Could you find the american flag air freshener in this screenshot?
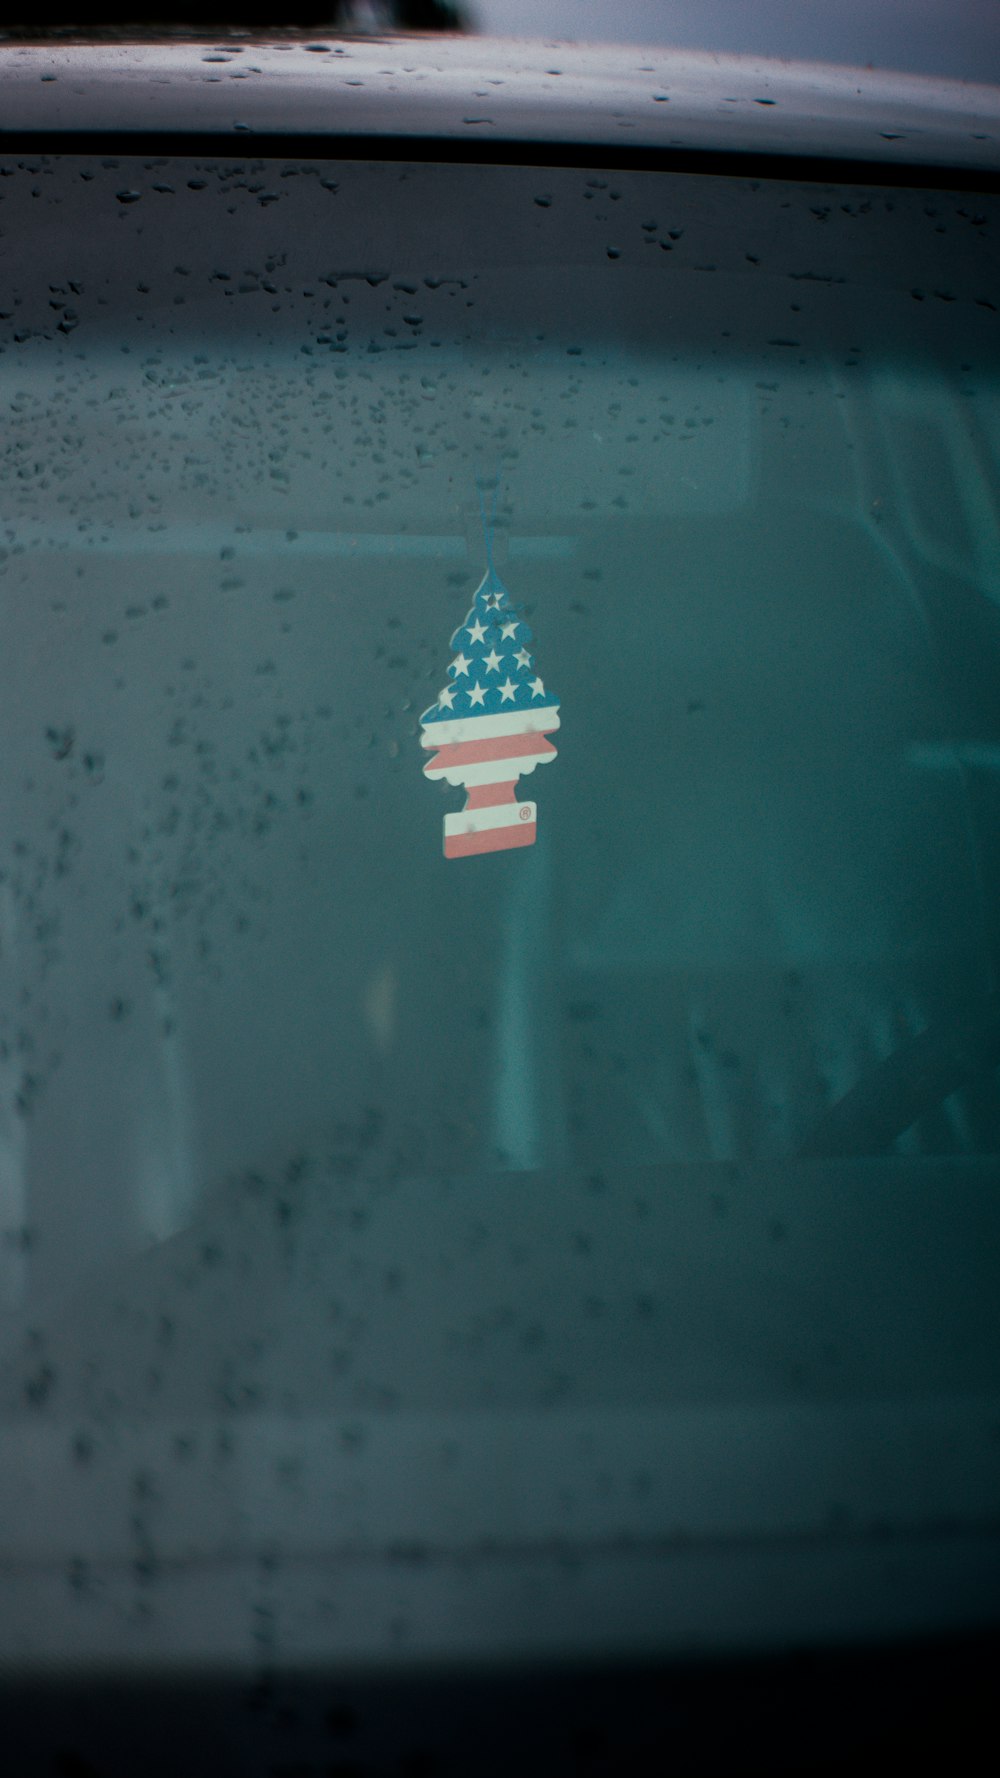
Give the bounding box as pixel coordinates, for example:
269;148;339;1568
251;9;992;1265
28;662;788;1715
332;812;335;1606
420;525;560;860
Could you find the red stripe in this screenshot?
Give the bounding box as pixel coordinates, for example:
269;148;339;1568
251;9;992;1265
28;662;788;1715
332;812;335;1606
466;782;518;808
445;821;536;858
422;731;557;767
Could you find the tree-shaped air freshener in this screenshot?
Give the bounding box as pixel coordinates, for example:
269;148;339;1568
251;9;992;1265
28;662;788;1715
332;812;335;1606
420;489;560;858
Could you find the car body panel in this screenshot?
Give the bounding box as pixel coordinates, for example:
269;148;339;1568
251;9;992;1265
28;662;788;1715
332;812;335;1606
1;37;999;177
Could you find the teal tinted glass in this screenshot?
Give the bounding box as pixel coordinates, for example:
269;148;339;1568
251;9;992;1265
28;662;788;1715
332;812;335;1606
1;156;998;1670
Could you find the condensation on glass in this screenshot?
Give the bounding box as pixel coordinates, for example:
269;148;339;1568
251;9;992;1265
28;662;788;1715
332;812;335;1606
1;154;998;1673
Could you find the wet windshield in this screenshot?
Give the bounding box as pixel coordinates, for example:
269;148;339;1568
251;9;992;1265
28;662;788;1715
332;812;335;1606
1;154;998;1673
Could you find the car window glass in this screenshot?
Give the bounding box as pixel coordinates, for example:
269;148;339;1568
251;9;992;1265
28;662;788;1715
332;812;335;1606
1;154;998;1671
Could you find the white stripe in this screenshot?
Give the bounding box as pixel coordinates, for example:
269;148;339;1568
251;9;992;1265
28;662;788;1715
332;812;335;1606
445;802;536;837
421;705;560;746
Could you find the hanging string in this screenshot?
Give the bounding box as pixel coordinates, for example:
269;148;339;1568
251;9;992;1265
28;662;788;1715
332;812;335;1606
475;469;501;581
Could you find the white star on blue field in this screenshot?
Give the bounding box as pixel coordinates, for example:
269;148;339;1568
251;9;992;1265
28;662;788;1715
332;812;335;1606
421;566;557;724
